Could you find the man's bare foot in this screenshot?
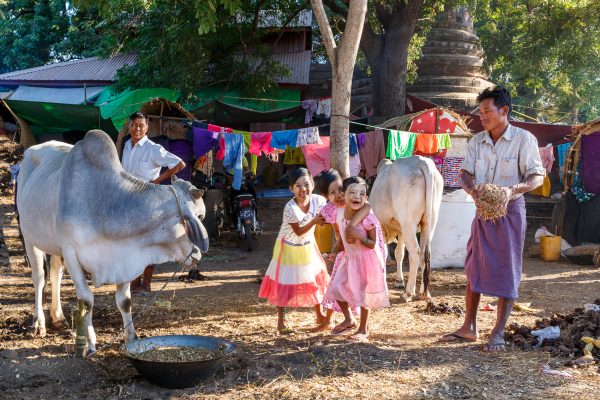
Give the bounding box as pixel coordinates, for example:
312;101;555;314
438;330;478;343
481;332;506;352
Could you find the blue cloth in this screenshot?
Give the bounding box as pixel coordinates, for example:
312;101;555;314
349;134;358;156
223;133;245;190
270;129;298;150
571;172;596;203
556;142;573;183
192;127;219;158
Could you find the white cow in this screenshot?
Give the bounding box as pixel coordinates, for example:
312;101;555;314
369;156;443;302
17;130;209;354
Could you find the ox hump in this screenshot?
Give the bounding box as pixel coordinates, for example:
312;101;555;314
79;130;121;172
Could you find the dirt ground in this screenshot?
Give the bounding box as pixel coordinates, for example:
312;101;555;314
1;136;600;400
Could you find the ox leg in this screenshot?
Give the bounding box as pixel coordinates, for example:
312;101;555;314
62;251;97;355
49;256;66;328
115;283;137;343
394;236;406;289
25;241;47;337
401;230;421;302
417;229;433;301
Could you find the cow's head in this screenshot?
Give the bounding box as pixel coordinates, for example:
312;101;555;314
171;176;209;259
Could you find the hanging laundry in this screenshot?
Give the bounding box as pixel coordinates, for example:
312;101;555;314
192;127;220;158
349;153;361;176
284;145;306;165
215;135;225;161
581;132;600;194
237;131;257;175
414;133;438;155
249;132;274;156
442;157;464;188
349;134;359;156
317;97;332;118
270;129;299;150
538;146;555;172
208;124;232;133
223;134;245;190
301;100;318;124
572;172;596;203
436;134;452;150
386;130;416;160
296;126;321;147
301;136;331;176
357;133;367;149
359;130;386;178
556;142;573;183
193;121;208;130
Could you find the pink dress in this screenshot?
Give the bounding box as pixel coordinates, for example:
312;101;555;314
325;208;389;310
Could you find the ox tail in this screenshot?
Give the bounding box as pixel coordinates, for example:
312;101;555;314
419;159;437;294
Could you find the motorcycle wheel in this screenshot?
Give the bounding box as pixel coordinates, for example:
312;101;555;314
244;221;253;252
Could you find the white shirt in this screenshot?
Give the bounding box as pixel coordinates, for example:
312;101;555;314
122;136;182;182
462;124;545;196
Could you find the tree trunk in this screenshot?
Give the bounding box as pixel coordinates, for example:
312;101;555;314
360;1;425;121
311;0;367;178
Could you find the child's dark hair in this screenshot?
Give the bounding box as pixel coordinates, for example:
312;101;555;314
477;86;512;116
314;168;341;195
129;111;148;121
289;167;313;187
342;176;367;192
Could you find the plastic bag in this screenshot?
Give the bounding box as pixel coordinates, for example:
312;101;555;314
531;326;560;348
535;226;551;243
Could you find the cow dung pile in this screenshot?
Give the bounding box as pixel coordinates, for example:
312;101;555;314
475;184;508;221
424;301;464;316
506;299;600;366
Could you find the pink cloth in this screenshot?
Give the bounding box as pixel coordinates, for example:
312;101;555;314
324;209;389;310
301;136;331;176
359;130;386;178
249;132;273;156
539;146;555;172
215;136;225;161
208;124;232;133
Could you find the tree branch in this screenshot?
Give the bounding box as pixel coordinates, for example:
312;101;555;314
360;18;382;62
311;0;338;70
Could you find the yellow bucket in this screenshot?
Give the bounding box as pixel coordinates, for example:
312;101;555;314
540;235;561;261
315;224;334;253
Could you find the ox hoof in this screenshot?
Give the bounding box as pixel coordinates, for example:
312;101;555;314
394;280;405;289
51;318;68;330
399;294;414;303
416;293;432;301
33;324;47;338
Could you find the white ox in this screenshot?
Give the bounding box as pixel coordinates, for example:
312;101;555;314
369;156;443;302
17;130;209;354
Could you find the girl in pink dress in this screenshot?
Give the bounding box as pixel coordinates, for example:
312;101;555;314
313;169;371;332
258;168;330;334
325;176;389;342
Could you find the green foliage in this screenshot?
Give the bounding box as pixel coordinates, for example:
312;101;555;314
474;0;600;123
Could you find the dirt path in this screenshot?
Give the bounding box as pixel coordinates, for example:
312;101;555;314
1;136;599;399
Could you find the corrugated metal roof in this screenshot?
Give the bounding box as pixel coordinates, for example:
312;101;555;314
8;85;106;104
0;54;137;86
272;51;311;85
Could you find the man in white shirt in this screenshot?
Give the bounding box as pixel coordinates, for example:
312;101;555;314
122;111;186;294
440;87;544;351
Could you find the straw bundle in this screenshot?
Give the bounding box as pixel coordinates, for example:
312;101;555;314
475;184;508;222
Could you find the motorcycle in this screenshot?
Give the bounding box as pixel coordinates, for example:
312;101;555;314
230;174;262;252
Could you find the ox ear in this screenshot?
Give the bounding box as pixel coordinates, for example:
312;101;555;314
190;188;204;200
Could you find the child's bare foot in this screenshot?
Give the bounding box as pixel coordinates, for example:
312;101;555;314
278;326;294;335
310;321;333;333
348;333;369;343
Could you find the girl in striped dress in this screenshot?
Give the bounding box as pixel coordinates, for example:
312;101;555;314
258;168;330;334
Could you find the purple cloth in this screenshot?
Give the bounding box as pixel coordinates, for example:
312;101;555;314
301;100;318;125
581;132;600;194
192;127;219;158
465;197;526;299
169;139;194;181
357;133;367;149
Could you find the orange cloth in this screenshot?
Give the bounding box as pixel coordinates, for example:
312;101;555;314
414;133;438;155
